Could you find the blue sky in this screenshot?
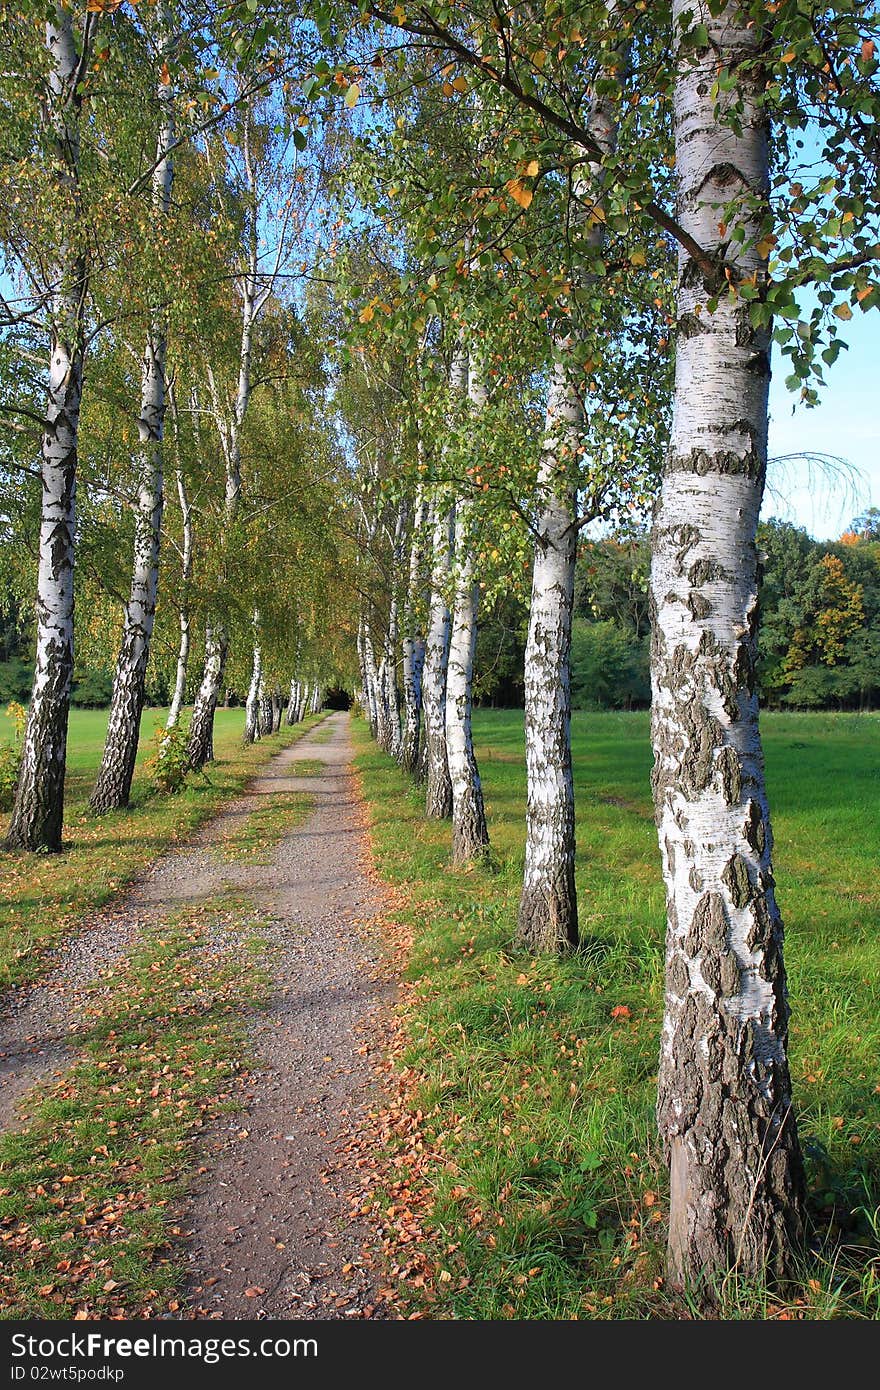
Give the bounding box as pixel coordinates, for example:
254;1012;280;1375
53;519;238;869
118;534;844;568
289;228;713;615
765;308;879;539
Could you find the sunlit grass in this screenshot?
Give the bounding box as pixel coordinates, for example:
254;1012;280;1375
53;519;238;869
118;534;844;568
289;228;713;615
355;709;880;1318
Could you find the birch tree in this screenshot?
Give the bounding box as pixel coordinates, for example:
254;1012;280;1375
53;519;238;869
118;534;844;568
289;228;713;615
444;342;489;864
421;497;454;818
90;10;176;813
4;4;98;850
649;0;806;1294
187;84;300;768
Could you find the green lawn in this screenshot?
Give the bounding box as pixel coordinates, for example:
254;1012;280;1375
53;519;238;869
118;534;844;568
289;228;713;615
355;709;880;1318
0;706;323;990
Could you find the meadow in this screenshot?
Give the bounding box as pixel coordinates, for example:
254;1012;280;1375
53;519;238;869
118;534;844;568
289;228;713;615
354;709;880;1317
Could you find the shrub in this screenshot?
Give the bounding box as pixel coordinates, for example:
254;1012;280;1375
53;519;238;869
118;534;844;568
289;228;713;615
0;701;26;811
145;721;191;795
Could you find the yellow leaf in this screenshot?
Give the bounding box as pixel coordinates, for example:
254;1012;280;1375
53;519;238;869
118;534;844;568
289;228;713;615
358;303;375;323
344;83;360;108
159;61;170;86
452;75;468;92
756;236;776;259
506;178;533;210
531;49;547;68
393;3;406;21
629;248;646;266
524;159;539;177
780;50;796;63
833;302;853;320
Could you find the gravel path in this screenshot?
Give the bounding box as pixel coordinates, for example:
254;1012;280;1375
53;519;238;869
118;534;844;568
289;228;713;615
0;713;394;1319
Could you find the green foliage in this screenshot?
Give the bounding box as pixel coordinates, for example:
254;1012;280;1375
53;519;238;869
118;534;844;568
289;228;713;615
758;519;880;709
71;666;114;709
571;619;650;710
0;700;26;812
0;659;32;703
145;721;192;795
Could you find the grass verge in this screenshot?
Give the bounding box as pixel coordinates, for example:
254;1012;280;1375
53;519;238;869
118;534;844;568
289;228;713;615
353;709;880;1319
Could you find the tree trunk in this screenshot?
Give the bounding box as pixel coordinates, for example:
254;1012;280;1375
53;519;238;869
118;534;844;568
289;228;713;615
444;346;489;864
652;0;805;1297
166;432;192;730
89;8;174;814
187;624;227;768
400;487;426;775
445;497;489;865
244;636;262;743
362;622;383;743
285;678;298;725
516;358;579;951
89;331;166;811
259;682;273;738
423;501;454;818
272;690;282;732
6;6;91;852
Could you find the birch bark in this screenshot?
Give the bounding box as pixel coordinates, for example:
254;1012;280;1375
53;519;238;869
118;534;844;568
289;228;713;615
516;20;624;949
445;348;489;864
516;357;579;949
166;391;193;730
188;624;227;767
423;500;454;818
400;487;426;774
651;0;804;1293
244;629;262;743
6;6;93;850
90;21;174;812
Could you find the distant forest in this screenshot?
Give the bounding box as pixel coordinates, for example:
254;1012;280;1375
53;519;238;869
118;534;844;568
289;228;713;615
4;510;880;715
475;507;880;712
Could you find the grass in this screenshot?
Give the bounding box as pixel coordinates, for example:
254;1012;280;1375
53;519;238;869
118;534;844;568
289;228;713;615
0;897;273;1319
354;709;880;1319
0;707;326;990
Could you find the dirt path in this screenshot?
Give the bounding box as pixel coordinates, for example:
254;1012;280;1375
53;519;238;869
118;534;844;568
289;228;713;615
0;713;393;1319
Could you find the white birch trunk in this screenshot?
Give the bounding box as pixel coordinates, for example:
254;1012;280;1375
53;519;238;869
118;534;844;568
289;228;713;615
187;623;227;768
516;18;624;949
166;452;192;730
379;503;406;758
6;6;92;850
651;0;804;1295
245;629;262;743
90;7;174;813
285;678;298;725
258;677;273;737
423;500;454;817
400;486;426;775
517;358;579;949
445;347;489;864
362;622;383;743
